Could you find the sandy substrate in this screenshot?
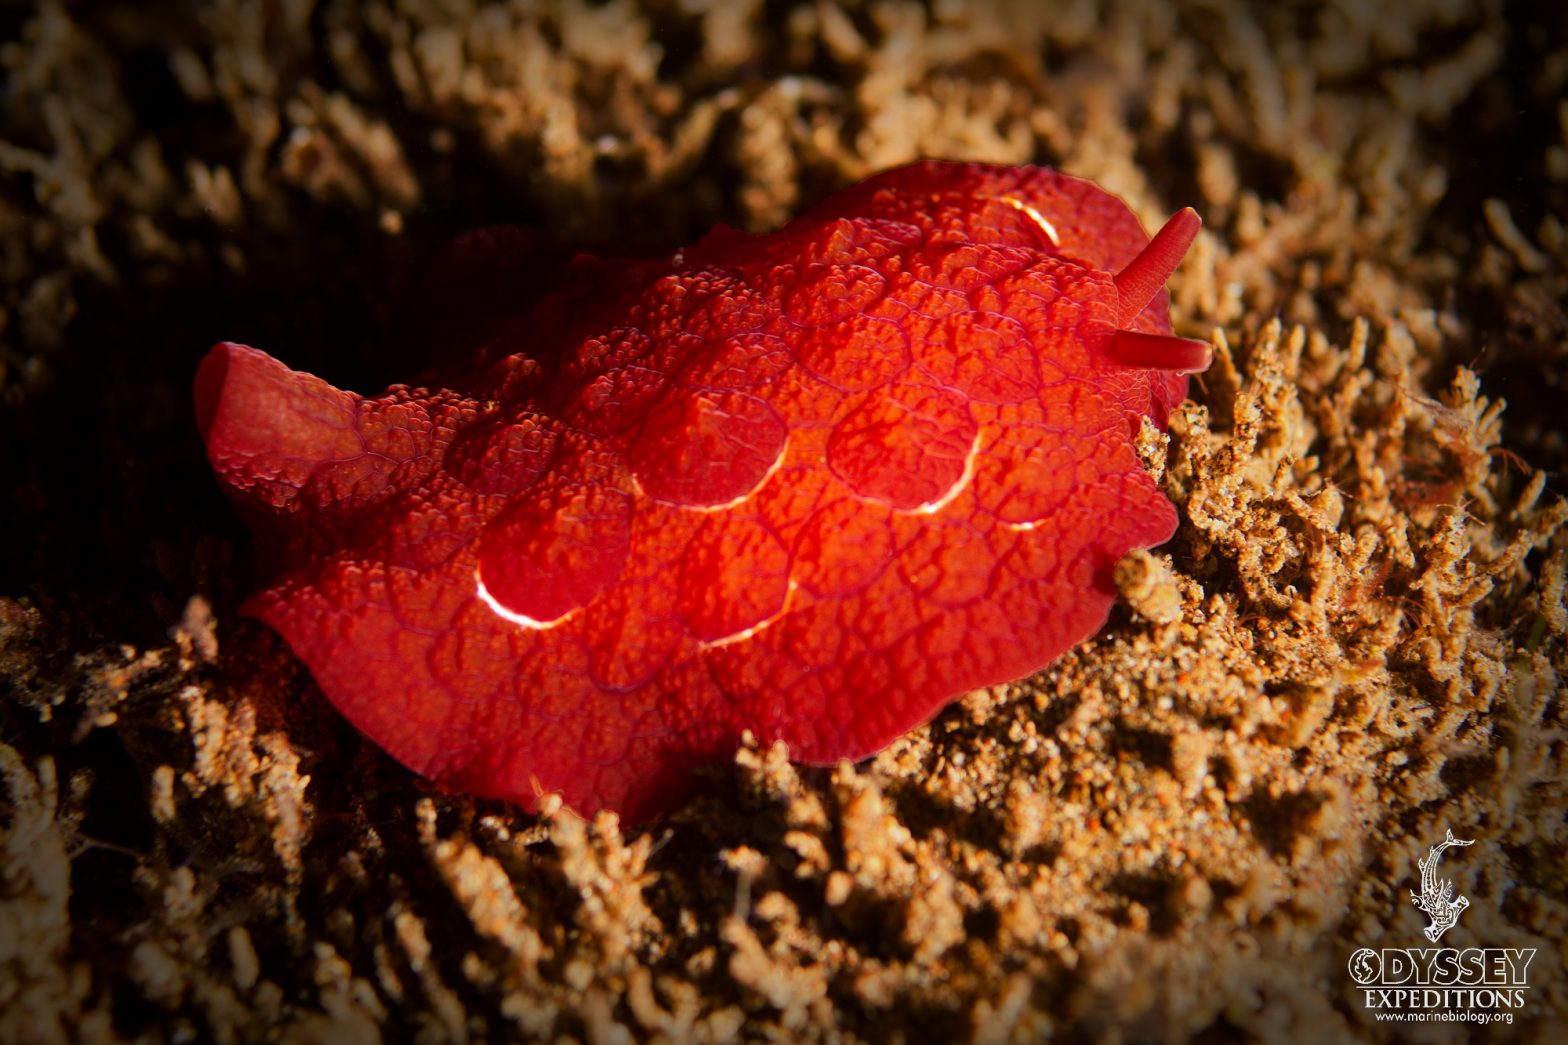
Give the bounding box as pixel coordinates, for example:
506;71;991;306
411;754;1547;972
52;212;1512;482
1;0;1565;1041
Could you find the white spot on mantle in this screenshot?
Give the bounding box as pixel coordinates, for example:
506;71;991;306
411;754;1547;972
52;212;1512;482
998;195;1061;247
697;582;798;650
898;430;982;517
475;571;579;630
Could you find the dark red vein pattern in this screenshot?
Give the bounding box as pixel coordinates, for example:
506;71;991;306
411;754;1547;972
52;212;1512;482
197;162;1207;821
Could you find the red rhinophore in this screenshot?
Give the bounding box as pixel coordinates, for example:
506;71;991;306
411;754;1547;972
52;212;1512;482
196;161;1209;821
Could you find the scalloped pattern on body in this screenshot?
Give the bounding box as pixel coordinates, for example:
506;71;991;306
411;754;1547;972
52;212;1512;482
196;161;1208;820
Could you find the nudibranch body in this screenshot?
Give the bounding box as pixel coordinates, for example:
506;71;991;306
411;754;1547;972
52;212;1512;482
197;161;1209;820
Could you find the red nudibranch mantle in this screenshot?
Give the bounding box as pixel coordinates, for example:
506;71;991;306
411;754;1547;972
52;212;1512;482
196;161;1209;822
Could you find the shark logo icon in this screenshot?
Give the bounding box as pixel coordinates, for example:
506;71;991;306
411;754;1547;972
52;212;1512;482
1349;828;1534;1017
1410;829;1475;943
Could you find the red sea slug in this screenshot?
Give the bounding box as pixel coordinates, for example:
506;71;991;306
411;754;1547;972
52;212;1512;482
196;161;1209;821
